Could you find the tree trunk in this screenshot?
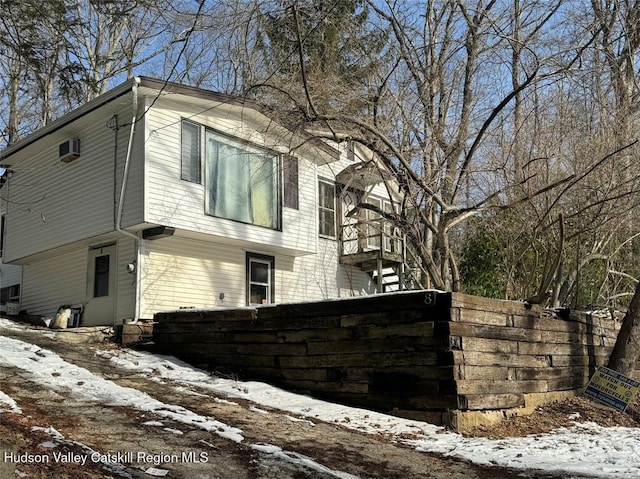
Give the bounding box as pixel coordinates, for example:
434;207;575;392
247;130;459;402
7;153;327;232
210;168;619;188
607;282;640;377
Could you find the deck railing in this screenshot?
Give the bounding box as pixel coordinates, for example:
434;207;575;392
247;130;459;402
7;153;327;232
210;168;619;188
340;219;426;291
339;219;405;258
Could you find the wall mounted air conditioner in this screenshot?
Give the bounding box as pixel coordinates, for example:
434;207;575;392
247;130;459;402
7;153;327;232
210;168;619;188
59;139;80;163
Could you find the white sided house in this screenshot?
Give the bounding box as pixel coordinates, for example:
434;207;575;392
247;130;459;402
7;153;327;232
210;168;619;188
0;77;415;326
1;171;22;313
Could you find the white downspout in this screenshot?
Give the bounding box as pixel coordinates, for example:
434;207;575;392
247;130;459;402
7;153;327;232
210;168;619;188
116;77;142;322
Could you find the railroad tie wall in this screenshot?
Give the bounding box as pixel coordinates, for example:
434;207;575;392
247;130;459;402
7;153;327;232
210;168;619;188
152;292;625;429
442;294;621;422
153;292;456;424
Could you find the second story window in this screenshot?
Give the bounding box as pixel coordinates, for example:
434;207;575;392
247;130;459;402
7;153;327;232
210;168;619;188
205;130;281;230
283;156;299;209
181;120;201;183
318;179;336;238
0;215;4;257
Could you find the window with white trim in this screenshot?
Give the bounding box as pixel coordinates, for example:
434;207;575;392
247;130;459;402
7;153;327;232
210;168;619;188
205;129;281;230
283;155;299;209
247;253;274;305
318;179;336;237
383;200;399;252
0;284;20;305
365;197;381;249
181;120;201;183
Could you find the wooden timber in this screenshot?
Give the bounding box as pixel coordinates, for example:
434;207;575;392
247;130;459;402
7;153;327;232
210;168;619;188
152;290;635;431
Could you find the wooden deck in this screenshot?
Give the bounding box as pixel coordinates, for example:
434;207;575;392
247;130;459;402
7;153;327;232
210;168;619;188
339;249;404;271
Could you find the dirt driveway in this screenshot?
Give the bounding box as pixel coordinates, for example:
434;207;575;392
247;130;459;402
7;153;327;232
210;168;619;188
1;321;566;479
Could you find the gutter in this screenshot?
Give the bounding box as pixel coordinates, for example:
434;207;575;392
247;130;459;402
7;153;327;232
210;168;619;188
115;77;143;323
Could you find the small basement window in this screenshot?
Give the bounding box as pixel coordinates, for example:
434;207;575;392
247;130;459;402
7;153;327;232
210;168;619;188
247;253;274;305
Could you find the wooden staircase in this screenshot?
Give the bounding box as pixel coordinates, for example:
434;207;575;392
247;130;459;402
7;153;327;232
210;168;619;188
339;220;423;293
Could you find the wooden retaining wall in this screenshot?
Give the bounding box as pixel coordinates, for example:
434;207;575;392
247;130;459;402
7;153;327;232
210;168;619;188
444;294;622;427
152;291;624;430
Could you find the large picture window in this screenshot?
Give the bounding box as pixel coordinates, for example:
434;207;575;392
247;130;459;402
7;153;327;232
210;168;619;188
205;130;281;230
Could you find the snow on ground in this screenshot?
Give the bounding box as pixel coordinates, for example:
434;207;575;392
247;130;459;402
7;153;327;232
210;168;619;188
0;335;244;443
97;338;640;479
0;389;22;414
1;318;639;478
0;332;363;479
31;425;134;478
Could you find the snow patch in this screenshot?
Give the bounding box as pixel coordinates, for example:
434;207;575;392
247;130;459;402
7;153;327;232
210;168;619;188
3;324;640;479
251;443;359;479
0;389;22;413
0;335;244;443
285;415;316;426
31;425;132;478
142;421;164;427
95;344;640;478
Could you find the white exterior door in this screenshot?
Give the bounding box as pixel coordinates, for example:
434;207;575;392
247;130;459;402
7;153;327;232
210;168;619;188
85;245;116;326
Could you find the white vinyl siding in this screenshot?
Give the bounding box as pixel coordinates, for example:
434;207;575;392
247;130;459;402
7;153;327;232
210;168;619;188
2;101;144;262
0;212;20;288
278;239;375;303
1;82;399;324
139;236;246;318
115;237;136;321
0;263;21;288
144;98;318;256
139;235;375;318
17;238;134;323
21;249;87;318
119;114;145;229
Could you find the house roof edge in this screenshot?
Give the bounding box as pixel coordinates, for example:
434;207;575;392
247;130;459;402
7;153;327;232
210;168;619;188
0;78;138;163
135;77;340;161
1;76;340;164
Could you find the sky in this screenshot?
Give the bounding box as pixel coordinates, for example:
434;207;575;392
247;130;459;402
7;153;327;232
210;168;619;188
0;318;639;479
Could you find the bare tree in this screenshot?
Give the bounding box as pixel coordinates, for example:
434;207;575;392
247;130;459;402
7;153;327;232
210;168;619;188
608;282;640;376
0;52;28;145
0;0;71;131
1;0;638;316
589;0;640;373
0;0;184;145
164;0;267;93
64;0;179;103
243;0;580;291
